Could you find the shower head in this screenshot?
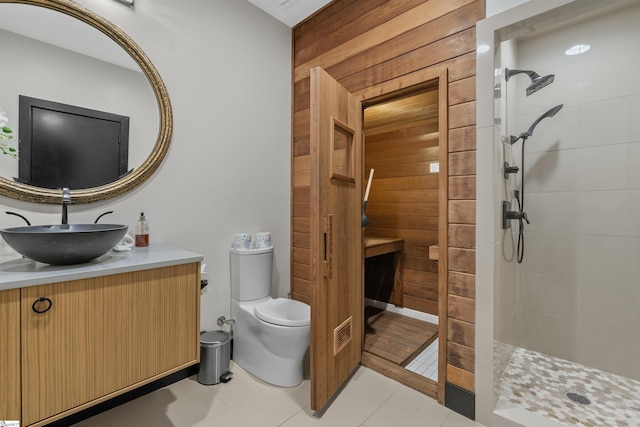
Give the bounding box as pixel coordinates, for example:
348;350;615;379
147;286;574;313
510;104;563;145
505;68;555;96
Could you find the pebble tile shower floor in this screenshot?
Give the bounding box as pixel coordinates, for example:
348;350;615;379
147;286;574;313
498;347;640;426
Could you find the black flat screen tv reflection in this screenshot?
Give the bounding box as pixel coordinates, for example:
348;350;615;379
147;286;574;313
18;95;130;190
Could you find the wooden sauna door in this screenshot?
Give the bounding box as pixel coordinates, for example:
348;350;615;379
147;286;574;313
309;67;363;412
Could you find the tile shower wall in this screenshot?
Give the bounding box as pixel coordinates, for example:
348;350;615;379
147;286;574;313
508;1;640;381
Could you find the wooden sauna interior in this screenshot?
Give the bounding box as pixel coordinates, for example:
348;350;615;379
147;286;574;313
361;85;441;397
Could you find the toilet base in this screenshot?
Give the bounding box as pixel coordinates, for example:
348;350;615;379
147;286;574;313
231;299;310;387
233;343;305;387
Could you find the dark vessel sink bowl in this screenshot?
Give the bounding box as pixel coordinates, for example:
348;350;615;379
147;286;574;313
0;224;128;265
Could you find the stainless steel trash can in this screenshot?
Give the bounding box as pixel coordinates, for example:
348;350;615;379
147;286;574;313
198;330;232;385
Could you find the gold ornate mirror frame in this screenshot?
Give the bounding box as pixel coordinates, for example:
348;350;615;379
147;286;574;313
0;0;172;204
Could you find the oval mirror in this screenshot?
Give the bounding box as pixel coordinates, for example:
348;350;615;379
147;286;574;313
0;0;172;204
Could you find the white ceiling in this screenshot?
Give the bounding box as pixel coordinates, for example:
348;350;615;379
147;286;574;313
246;0;333;27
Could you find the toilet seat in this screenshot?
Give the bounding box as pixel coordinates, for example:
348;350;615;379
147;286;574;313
254;298;310;327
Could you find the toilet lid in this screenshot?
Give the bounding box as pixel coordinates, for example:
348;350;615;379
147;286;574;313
254;298;310;327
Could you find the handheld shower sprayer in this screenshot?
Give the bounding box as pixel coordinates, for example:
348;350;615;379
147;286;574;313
509;104;563;145
505;68;555;96
505;103;563;264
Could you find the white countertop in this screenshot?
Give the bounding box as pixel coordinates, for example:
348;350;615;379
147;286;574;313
0;244;203;291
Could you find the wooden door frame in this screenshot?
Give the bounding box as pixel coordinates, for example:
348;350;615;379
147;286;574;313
358;68;449;404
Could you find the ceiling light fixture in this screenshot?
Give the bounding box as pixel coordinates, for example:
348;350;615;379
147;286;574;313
565;44;590;56
114;0;134;6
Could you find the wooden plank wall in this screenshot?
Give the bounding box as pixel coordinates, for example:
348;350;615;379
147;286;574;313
363;90;440;315
291;0;483;395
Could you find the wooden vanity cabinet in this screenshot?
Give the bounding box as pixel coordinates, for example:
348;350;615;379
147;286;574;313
19;262;200;426
1;288;21;421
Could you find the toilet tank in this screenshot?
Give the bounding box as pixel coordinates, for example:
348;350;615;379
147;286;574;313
230;246;274;301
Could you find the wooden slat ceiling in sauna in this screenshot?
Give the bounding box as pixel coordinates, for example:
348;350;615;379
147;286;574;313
364;90;439;136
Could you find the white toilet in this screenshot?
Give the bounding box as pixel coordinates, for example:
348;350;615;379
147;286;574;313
230;246;310;387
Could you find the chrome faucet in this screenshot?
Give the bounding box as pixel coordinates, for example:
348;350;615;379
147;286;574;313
61;188;71;225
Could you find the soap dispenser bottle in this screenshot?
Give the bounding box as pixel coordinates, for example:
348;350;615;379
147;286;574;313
135;212;149;247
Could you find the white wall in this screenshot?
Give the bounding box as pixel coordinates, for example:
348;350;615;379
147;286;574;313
511;1;640;380
486;0;530;17
0;0;292;333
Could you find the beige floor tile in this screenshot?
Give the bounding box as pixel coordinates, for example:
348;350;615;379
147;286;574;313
191;385;307;427
163;385;230;426
109;407;180;427
99;385;229;427
279;387;380;427
442;411;486;427
346;366;402;404
73;388;182;427
362;384;449;427
204;361;279;407
71;363;487;427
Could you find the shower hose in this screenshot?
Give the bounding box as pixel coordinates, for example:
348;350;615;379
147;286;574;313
516;142;526;263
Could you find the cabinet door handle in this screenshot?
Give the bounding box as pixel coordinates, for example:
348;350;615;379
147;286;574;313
32;297;53;314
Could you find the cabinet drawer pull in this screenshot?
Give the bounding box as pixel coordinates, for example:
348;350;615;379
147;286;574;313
32;297;53;314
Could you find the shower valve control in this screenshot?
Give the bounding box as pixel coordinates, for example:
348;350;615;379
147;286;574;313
503;161;519;179
502;201;530;229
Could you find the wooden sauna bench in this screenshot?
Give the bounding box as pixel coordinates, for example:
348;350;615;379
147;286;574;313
364;236;404;258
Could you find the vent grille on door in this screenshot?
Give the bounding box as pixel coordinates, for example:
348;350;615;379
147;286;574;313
334;316;352;355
